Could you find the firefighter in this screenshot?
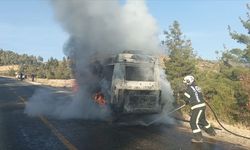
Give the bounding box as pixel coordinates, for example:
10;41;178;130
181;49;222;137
183;75;216;143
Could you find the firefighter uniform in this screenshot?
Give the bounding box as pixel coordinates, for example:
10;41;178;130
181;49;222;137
184;83;216;141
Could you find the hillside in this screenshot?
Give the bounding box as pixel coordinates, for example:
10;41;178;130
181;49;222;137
0;49;71;79
0;65;18;75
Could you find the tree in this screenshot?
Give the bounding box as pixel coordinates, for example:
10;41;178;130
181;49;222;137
228;4;250;63
0;49;72;79
163;21;196;102
218;4;250;110
37;56;43;63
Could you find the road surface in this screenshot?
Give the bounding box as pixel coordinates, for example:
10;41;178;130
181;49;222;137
0;76;248;150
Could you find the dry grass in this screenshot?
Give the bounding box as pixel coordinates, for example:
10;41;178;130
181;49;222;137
29;78;74;88
181;114;250;148
0;65;18;73
196;60;220;73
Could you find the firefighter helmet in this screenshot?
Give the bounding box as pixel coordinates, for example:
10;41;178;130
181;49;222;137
183;75;195;85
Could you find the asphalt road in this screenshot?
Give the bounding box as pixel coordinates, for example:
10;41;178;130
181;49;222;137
0;76;248;150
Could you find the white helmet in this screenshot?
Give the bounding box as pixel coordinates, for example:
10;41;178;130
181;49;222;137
183;75;195;85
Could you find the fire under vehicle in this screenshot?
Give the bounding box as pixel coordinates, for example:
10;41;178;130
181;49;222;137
92;50;164;116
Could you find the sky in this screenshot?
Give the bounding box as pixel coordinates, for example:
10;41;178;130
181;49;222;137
0;0;249;61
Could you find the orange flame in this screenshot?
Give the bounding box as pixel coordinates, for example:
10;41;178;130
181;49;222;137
93;92;106;106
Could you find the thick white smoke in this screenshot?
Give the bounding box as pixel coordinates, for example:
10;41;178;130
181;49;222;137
25;0;175;122
53;0;160;57
24;88;110;119
156;69;175;124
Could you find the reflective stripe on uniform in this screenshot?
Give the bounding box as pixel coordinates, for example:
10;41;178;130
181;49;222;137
192;109;203;134
184;92;191;98
192;128;201;133
205;124;211;129
191;86;200;102
191;103;206;110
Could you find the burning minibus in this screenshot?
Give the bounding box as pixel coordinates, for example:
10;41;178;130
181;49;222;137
92;50;164;116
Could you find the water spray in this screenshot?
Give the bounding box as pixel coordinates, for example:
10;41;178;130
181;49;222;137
140;104;186;126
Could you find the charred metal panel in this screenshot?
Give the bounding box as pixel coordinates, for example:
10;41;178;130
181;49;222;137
123;90;161;114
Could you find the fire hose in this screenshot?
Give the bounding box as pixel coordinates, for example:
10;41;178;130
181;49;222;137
205;101;250;140
143;101;250;140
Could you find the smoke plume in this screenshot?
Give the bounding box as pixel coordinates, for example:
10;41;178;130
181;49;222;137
156;69;175;124
24;88;110;119
25;0;175;122
53;0;160;57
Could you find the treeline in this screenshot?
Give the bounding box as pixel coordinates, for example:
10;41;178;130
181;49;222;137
163;4;250;126
0;49;72;79
0;49;43;66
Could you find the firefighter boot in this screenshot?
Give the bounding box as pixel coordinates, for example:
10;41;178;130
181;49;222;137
205;127;216;136
191;133;203;143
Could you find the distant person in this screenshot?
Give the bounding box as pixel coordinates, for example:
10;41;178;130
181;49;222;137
20;72;23;81
31;73;35;82
183;75;216;143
